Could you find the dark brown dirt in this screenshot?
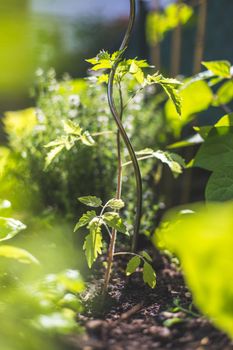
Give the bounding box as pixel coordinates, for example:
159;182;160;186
67;253;233;350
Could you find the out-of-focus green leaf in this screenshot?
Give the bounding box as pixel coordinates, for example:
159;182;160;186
56;269;85;293
44;145;65;169
165;81;213;136
4;108;37;141
0;245;39;264
0;217;26;242
63;120;82;136
34;310;78;334
202;60;231;79
146;3;193;45
80;131;95;146
213;80;233;107
155;202;233;337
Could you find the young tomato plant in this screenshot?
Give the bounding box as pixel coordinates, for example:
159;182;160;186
74;196;156;290
74;45;183;293
44;0;183;294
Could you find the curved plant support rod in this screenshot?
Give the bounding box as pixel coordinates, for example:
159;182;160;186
107;0;142;253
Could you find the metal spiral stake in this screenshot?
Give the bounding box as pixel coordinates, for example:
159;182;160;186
107;0;142;252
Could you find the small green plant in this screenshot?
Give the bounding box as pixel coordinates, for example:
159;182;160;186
70;42;184;293
74;196;156;289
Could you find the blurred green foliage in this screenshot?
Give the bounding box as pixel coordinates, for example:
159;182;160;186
0;199;85;349
0;267;85;350
146;2;193;46
2;68;177;232
155;202;233;338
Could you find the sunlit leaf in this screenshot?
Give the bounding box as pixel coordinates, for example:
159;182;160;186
74;210;96;232
0;217;26;242
83;222;103;268
103;212;128;234
212;80;233;107
44;145;65;169
155;202;233;337
0;245;39;264
63;120;82;136
106;199;125;210
153;150;185;177
80;131;95;146
202;60;231;79
165;81;213;136
126;256;141;276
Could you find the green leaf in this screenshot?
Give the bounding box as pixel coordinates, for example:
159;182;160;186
83;222;103;268
129;61;145;84
0;245;39;264
106;199;125;210
63;120;82;136
103;212;128;234
202;60;231;78
143;262;156;288
205;167;233;202
194;127;233;171
213;80;233;107
153;150;184;177
0;217;26;242
155;202;233;337
126;256;141;276
45;144;65;169
74;210;96;232
142;251;152;262
193;126;212;140
78;196;102;207
161;83;182;116
80;131;95;146
215;113;233;128
165;81;213;136
44;137;66;148
147;74;182;116
193;113;233;140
